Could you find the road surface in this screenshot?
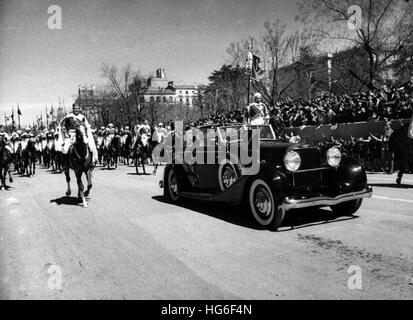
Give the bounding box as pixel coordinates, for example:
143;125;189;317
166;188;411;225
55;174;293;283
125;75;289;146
0;164;412;299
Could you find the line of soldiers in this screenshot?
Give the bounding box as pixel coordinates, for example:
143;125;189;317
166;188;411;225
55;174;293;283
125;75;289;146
94;120;169;148
0;125;61;156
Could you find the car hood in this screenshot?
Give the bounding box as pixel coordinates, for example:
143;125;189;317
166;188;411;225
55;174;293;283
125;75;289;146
259;141;320;168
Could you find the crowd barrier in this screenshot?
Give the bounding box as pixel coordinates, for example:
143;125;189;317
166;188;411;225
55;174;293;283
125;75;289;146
283;118;411;144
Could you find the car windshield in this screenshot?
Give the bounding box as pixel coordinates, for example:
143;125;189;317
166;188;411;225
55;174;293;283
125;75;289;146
218;125;276;143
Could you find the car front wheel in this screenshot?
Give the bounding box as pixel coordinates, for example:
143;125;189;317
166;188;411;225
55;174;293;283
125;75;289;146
165;168;182;203
248;178;285;230
331;199;362;216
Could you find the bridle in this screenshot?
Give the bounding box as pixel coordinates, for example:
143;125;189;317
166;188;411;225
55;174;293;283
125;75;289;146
73;122;90;160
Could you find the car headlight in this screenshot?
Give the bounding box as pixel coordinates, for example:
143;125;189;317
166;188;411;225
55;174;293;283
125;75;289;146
284;150;301;172
327;147;341;167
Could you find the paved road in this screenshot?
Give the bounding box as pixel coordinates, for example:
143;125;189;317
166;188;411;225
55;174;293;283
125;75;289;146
0;164;412;299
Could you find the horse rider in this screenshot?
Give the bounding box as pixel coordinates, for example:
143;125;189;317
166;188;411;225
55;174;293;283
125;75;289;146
40;131;48;152
124;126;131;136
21;127;34;150
97;126;105;140
103;123;117;149
98;126;106;136
119;125;130;145
136;119;151;136
0;125;13;154
59;104;98;166
105;123;116;136
243;92;270;125
11;130;22;154
53;127;62;153
46;129;54;149
153;122;168;144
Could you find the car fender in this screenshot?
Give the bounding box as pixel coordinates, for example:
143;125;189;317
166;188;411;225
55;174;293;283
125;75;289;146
335;153;368;193
243;161;287;203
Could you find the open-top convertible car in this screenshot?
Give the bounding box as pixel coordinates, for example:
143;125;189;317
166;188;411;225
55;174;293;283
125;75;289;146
159;124;372;230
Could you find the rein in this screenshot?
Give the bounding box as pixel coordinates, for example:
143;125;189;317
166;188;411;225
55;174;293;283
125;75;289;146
73;124;90;161
73;142;89;160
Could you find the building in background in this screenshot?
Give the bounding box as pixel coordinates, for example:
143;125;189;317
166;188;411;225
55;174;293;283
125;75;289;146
142;68;198;107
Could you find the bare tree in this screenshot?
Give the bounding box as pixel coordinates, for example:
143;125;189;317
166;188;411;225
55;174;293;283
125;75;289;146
225;20;317;106
101;63;145;126
297;0;413;89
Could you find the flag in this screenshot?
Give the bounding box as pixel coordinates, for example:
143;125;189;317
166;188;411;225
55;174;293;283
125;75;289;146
408;111;413;139
11;109;15;127
252;54;260;77
248;51;266;81
17;104;21;115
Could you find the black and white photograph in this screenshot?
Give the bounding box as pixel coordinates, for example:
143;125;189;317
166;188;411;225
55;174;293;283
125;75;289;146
0;0;412;303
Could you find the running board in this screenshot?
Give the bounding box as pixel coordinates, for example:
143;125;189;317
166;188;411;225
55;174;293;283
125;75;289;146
180;177;249;204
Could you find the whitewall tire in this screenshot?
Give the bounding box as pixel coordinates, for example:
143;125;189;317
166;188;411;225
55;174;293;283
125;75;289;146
248;178;285;230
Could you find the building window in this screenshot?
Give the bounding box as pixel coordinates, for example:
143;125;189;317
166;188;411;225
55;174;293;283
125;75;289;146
156;96;161;102
180;98;183;103
186;98;190;104
179;91;182;95
186;91;188;94
163;97;167;103
169;96;173;103
150;96;154;102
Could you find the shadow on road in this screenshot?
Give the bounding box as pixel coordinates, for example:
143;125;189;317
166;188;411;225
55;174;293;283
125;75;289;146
278;208;358;232
50;196;82;206
127;172;153;176
369;182;412;189
152;195;357;231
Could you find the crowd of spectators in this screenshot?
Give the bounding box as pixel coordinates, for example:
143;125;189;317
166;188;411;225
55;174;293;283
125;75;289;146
193;83;413;128
315;128;394;173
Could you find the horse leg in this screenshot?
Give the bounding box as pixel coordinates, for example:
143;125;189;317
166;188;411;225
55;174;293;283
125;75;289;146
76;172;87;208
65;169;71;196
0;174;5;190
142;158;146;174
84;171;93;197
26;159;31;177
0;168;5;190
396;160;405;185
135;157;140;175
7;165;13;183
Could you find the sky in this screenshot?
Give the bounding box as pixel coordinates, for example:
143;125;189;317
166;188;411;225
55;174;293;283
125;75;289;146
0;0;299;126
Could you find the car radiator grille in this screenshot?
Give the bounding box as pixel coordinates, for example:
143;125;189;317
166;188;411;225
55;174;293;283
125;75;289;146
296;148;321;170
290;148;323;195
292;171;323;194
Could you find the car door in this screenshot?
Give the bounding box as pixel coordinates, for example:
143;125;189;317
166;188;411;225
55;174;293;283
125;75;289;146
191;128;221;191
